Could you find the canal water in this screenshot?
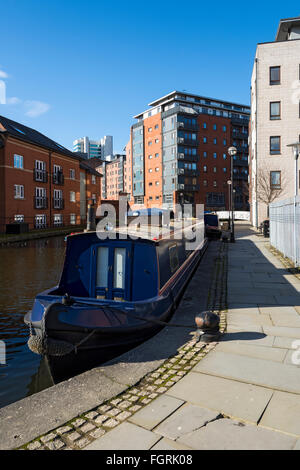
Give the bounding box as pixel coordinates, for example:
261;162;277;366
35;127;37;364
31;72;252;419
0;237;66;409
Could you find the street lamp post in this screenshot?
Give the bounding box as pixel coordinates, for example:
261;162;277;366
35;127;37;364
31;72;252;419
287;142;300;266
228;146;237;243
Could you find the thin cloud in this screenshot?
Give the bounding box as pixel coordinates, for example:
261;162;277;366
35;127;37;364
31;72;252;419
25;100;50;117
0;70;8;79
6;97;22;105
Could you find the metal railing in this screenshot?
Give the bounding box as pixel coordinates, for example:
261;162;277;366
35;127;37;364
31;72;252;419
270;196;300;266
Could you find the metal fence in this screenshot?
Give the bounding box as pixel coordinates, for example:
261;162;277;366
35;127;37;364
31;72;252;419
269;196;300;266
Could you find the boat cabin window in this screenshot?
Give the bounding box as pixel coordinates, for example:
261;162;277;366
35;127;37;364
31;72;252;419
169;244;179;273
113;248;126;289
96;247;109;287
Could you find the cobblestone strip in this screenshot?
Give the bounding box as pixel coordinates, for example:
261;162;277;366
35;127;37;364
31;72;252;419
21;241;228;451
267;243;300;280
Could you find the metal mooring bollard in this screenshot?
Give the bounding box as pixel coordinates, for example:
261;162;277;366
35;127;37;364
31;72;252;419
195;311;220;343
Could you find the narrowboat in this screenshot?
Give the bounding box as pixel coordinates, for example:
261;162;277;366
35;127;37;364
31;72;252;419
25;219;207;382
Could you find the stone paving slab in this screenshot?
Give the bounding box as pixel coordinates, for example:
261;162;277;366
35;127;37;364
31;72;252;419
151;437;192;450
269;315;300;328
153;404;220;440
284;349;300;366
227;294;277;305
166;372;273;423
214;341;287;363
274;295;300;306
227;313;272;326
128;395;184;430
273;336;300;350
263;326;300;339
259;306;299;316
259;391;300;437
177;418;296;450
226;325;263;334
84;422;160;450
227;307;261;315
194;351;300;394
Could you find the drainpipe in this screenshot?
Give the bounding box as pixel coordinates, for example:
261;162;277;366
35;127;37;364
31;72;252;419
255;57;259;228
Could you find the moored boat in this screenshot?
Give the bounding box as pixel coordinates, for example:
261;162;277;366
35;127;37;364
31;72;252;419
25;218;207;382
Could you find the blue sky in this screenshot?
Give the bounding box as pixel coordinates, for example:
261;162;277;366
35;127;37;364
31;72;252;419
0;1;298;153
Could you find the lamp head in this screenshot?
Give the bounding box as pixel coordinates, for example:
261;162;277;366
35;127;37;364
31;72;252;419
228;146;237;157
287;142;300;160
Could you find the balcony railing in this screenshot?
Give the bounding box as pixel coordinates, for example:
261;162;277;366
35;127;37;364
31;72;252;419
53;198;64;209
33;169;48;183
178;137;198;146
53;172;64;185
34;196;48;209
177;153;199;162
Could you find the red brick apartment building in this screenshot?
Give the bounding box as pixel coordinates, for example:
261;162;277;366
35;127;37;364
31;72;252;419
127;91;250;213
0;116;101;232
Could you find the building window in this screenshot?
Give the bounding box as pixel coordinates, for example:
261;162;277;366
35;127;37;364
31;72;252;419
148;155;152;159
203;137;207;143
155;181;159;186
203;123;207;129
223;139;227;146
270;101;281;120
92;175;96;184
203;180;207;186
155;153;159;158
203;166;207;172
155;167;159;172
223;168;227;172
70;214;76;225
270;66;280;85
203;152;207;158
223;126;227;132
213;138;217;144
148;127;152;132
35;214;47;229
53;214;63;227
149;168;153;173
213;167;217;173
270;171;281;189
213;153;217;159
155;139;159;143
70;191;76;202
14;214;24;222
223;153;227;159
70;169;75;179
270;136;281;154
148;141;152;146
154;124;159;129
213;181;217;187
14;184;24;199
213;124;217;130
14;154;23;169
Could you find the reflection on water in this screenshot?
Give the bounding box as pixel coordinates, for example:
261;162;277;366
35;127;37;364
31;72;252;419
0;237;66;409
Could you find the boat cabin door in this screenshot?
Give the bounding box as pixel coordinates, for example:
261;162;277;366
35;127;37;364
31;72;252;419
93;243;132;301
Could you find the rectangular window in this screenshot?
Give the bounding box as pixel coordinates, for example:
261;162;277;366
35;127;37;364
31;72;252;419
70;169;75;180
270;101;281;120
70;214;76;225
70;191;76;202
92;175;96;184
114;248;126;289
96;247;109;287
14;214;24;222
35;214;46;229
14;154;23;169
14;184;24;199
270;66;280;85
270;136;281;154
270;171;281;189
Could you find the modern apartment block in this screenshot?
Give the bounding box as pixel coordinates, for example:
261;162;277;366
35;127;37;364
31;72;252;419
73;135;113;160
127;91;250;212
96;154;126;200
250;16;300;226
0;116;101;232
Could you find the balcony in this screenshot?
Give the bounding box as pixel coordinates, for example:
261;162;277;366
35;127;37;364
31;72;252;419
53;171;64;185
183;184;200;192
177;153;199;163
177;121;198;131
178;137;198;146
34;196;48;209
33;169;48;183
53;198;64;209
178;168;199;177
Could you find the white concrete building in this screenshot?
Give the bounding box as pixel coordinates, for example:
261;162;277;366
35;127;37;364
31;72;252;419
250;16;300;227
